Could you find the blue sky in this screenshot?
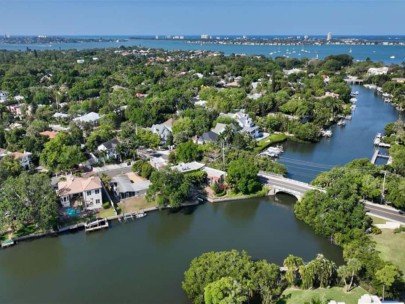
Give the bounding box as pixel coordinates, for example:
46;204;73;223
1;0;404;35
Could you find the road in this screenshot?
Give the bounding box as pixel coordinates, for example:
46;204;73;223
364;201;405;225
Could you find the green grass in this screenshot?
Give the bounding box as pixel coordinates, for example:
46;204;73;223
372;229;405;277
97;207;117;219
14;223;42;238
370;216;387;225
277;287;368;304
254;134;288;152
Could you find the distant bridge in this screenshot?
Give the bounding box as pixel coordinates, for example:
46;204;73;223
258;171;324;200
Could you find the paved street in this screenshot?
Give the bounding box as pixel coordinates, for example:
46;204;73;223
364;201;405;224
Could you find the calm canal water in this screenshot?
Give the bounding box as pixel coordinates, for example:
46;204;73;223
0;196;343;304
0;77;402;303
280;85;402;182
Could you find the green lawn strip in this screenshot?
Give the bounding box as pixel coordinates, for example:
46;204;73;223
277;286;368;304
370;216;387;225
254;134;288;153
372;229;405;277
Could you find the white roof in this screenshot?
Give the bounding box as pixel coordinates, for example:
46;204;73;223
170;161;205;173
202;167;227;178
73;112;100;123
53;112;70;118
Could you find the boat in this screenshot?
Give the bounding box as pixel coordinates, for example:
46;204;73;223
351;91;359;96
350;97;358;103
337;120;346;126
384;98;391;103
345;115;352;120
135;212;147;219
1;239;15;248
374;133;382;145
321;129;333;137
349;48;352;53
390;55;395;59
351;105;357;111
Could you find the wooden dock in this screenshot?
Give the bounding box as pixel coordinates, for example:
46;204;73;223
1;239;15;248
370;149;390;164
85;219;109;232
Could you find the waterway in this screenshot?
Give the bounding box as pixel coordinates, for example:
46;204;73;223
0;38;404;64
280;84;402;182
0;45;403;303
0;196;343;304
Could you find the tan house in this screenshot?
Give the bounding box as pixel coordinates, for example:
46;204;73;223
58;176;103;210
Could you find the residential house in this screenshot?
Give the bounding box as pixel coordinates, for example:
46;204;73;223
148;118;174;144
0;150;33;169
150;156;168;170
73;112;101;125
367;67;389;76
58;176;103;210
222;111;260;138
170;162;227;185
195;131;218;145
0;91;7;103
97;138;120;160
202;167;227;185
40;130;59;140
170;161;205;173
111;172;151;200
11;151;32;169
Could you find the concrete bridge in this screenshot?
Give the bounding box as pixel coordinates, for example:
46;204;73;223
258;171;323;200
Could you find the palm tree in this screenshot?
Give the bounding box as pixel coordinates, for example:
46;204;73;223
283;255;304;287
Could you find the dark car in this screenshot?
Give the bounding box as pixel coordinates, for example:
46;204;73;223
399;210;404;215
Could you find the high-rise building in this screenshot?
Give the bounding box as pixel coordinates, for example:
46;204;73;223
201;34;209;39
327;32;332;41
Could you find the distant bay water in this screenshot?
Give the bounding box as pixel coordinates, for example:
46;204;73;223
1;36;404;64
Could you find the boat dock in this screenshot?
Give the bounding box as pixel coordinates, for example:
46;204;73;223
85;218;109;232
1;239;15;248
370;149;390;164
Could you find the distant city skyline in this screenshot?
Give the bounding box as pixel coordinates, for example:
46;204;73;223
1;0;404;36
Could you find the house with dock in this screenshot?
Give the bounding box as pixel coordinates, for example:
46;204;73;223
170;161;227;185
58;176;103;210
111;173;151;200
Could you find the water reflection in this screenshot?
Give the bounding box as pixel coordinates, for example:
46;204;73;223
0;236;65;278
147;207;196;245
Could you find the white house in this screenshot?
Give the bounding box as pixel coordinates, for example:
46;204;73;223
148;118;174;144
73;112;101;125
367;67;389;76
58;176;103;210
222;111;260;138
0;91;8;103
97;138;120;159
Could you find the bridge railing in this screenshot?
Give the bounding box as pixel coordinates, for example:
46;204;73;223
258;171;325;192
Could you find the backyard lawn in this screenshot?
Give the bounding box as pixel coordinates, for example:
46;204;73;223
118;195;158;214
372;228;405;277
277;287;368;304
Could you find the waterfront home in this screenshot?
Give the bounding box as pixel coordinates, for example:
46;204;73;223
57;175;103;210
111;172;151;200
356;294;403;304
202;167;227;185
367;67;389;76
148;118;174;144
97;138;120;160
221;111;260;138
73;112;101;125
